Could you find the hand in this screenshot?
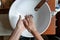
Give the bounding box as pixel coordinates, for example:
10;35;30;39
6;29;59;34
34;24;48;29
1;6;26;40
23;15;37;32
16;16;25;32
9;16;26;40
23;15;44;40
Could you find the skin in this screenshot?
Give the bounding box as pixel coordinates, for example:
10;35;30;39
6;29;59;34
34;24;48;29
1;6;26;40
9;15;44;40
23;15;44;40
9;16;25;40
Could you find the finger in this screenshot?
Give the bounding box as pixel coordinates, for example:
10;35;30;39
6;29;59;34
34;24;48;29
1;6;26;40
25;15;33;19
29;15;33;23
19;15;21;20
25;15;32;25
25;15;30;24
17;15;21;23
23;19;31;32
16;15;21;26
23;19;28;28
25;15;28;19
30;15;33;18
25;15;33;25
30;15;33;20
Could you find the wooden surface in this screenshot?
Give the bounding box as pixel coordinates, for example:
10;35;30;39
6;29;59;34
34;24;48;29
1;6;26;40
43;16;56;35
1;0;14;9
43;0;55;35
47;0;55;11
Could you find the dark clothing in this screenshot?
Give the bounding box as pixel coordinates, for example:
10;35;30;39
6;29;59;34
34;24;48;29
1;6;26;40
20;36;36;40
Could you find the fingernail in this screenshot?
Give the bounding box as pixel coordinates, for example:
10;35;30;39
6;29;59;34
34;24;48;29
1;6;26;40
19;15;21;20
30;15;33;17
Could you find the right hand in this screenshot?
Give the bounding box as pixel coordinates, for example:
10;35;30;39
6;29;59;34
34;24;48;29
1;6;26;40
23;15;37;32
23;15;44;40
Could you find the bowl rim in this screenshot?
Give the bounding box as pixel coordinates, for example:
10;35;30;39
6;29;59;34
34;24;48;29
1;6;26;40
9;1;52;37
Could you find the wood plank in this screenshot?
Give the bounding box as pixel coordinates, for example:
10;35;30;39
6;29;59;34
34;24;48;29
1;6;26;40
43;16;56;35
42;0;56;35
47;0;55;11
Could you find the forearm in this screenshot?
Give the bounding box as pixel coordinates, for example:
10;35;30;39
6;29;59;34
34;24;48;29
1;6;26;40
31;30;44;40
9;27;22;40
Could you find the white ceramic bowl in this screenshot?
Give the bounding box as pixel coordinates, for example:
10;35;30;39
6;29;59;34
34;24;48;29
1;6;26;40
9;0;51;37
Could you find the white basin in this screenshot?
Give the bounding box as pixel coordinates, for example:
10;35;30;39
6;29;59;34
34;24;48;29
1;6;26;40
9;0;51;37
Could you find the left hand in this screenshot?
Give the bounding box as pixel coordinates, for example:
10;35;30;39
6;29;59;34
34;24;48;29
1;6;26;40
16;16;26;32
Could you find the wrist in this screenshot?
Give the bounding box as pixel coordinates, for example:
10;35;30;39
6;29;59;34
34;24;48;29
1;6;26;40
15;26;23;34
31;30;44;40
31;29;37;33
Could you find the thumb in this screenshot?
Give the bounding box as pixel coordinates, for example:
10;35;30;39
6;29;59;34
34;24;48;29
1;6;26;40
16;15;21;26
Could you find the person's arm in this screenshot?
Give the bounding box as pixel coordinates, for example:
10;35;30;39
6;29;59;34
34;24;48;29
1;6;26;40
9;26;22;40
31;29;44;40
23;15;44;40
9;16;25;40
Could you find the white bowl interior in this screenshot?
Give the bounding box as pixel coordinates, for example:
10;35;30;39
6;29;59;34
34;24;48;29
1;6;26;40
9;0;51;37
